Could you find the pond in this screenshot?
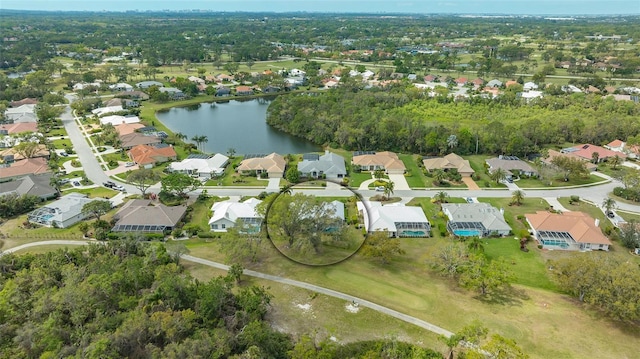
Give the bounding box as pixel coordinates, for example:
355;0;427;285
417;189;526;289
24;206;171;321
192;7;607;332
155;98;321;155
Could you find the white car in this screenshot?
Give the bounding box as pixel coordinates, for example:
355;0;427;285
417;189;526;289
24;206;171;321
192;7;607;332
113;185;126;191
125;162;135;167
375;186;385;191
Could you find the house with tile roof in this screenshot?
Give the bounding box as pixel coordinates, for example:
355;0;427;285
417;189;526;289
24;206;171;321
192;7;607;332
0;122;38;135
423;153;475;177
357;201;430;237
351;151;406;175
111;199;187;233
604;139;625;153
561;144;626;163
526;211;612;251
114;122;145;136
0;157;50;181
128;144;177;168
441;203;511;237
542;149;597;171
209;198;263;232
119;133;161;150
237;153;286;178
10;98;38;107
235;86;254;95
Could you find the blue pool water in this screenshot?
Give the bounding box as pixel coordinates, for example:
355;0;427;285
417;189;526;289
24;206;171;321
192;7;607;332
453;229;482;237
402;230;426;237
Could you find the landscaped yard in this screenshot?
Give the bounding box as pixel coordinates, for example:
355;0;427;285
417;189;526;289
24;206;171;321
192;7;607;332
51;138;73;149
347;171;372;188
516;174;604;188
466;155;506;188
399;153;427;188
478;197;550;234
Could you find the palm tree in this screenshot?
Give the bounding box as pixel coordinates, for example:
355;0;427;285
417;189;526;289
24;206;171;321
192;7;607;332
446;134;458;152
433;169;446;185
467;236;485;253
174;132;187;143
591;151;600;164
280;184;293;195
374;169;385;180
191;135;204;151
610;155;621;170
602;197;616;214
511;190;525;206
227;147;236;159
200;135;208;153
434;191;449;204
383;180;395;200
490;168;507;184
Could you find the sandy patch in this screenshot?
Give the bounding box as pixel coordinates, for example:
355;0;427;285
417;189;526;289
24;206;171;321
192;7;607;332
345;303;361;313
296;303;312;311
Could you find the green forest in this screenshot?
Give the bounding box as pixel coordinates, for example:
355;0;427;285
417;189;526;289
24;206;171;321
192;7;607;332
0;241;442;359
266;85;640;156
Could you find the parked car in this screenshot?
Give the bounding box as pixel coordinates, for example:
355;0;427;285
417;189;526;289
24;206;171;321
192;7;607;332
103;181;116;188
59;151;68;157
113;185;126;192
125;162;135;167
606;211;615;218
466;197;474;203
72;181;81;187
375;186;385;191
59;179;70;185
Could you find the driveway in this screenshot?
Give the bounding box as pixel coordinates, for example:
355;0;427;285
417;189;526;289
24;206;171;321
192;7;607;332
388;173;410;190
461;177;480;190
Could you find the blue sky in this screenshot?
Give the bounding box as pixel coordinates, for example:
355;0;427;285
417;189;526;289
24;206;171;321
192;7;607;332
1;0;639;14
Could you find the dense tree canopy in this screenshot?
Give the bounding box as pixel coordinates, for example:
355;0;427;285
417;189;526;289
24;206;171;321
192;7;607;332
267;86;640;156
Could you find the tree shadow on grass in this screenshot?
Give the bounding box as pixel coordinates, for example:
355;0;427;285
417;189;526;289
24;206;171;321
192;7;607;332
474;285;530;306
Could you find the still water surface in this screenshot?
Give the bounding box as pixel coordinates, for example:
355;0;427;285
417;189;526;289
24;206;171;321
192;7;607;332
155;99;321;155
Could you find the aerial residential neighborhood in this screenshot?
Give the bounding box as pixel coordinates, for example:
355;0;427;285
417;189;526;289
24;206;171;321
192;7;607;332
0;4;639;359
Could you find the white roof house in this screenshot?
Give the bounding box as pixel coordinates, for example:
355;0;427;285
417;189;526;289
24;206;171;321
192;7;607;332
357;201;430;237
108;83;134;91
99;115;141;126
73;82;101;91
5;104;37;123
169;154;229;179
92;106;124;117
523;82;539;90
27;193;109;228
136;80;163;89
290;68;306;76
209;198;263;232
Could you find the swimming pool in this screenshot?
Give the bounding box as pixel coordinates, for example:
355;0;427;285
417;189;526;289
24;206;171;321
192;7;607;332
453;229;482;237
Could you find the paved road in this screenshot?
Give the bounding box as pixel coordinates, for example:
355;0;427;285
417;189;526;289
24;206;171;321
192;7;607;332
61;95;139;193
0;240;452;338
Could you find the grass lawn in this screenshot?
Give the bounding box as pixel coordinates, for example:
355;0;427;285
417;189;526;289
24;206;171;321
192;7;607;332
516;174;604;188
347;172;372;188
51;138;73;149
183;235;640;359
67;186;119;199
187;196;229;231
399;153;427;188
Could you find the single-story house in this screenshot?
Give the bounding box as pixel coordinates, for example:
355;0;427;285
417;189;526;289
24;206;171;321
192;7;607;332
119;133;161;150
136;81;163;89
188;76;205;85
10;98;38;107
216;86;231;96
423;153;475;177
4;104;37;123
120;91;150;100
441;203;511;237
523;82;539;90
351;151;406;174
99;115;141;126
0;122;38;135
485;156;538;179
237;153;286;178
27;193;108;228
128;144;177;168
114;122;145;136
298;151;347;179
542;149;597;171
92;106;124;117
159;87;186;99
357;201;430;237
209;198;263;232
168;154;229;179
111;199;187;233
526;211;612;251
604;139;626;153
73;82;101;91
0;157;50;181
0;173;57;200
235;86;254;95
0;144;49;161
561;144;626;163
505;80;519;87
108;83;134;91
486;79;503;88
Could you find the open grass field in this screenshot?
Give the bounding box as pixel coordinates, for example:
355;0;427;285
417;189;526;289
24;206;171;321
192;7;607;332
182;235;640;359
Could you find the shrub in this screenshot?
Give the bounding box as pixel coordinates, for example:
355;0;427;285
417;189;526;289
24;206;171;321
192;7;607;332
183;223;203;236
144;233;165;241
197;231;216;238
569;195;580;204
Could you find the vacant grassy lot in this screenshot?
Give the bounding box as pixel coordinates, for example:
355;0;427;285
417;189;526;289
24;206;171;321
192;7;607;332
183;235;640;359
